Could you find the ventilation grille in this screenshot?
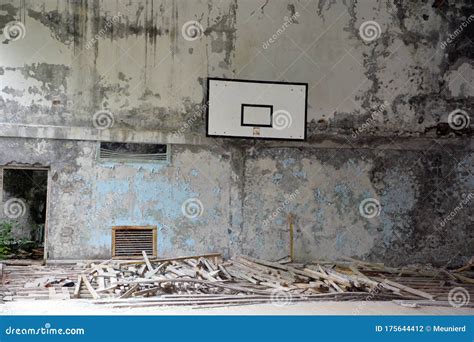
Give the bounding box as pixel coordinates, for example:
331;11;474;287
99;142;169;163
112;226;157;258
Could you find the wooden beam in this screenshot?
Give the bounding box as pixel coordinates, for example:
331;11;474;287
378;278;434;300
142;251;154;272
118;253;222;265
73;275;82;299
82;275;100;300
119;284;139;299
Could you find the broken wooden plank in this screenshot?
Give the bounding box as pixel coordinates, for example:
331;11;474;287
145;261;169;278
119;284;139;299
81;275;100;300
142;251;154;272
378;278;434;300
73;275;82;299
119;253;222;266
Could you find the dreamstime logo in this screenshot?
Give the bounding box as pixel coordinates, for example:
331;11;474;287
181;198;204;219
440;15;474;49
351;101;389;139
433;193;473;232
3;21;26;41
181;21;204;41
271;288;293;307
352;283;384;314
173;102;208;137
273;110;292;130
448;109;470;130
359;198;381;219
262;12;300;49
262;189;300;226
5;322;85;336
85;13;122;49
92;110;115;130
3;198;27;219
359;21;381;42
448;287;470;308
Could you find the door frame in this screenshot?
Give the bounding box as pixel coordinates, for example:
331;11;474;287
0;165;51;261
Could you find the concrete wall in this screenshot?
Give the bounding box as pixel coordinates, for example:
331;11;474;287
0;138;239;259
0;0;472;265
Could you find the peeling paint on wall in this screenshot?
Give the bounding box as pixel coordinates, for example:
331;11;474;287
0;0;472;266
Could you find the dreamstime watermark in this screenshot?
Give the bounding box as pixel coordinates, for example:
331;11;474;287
359;21;381;42
2;21;26;41
273;110;293;130
359;198;382;219
448;287;470;308
3;198;27;219
262;12;300;49
448;109;470;130
270;288;293;307
262;189;300;226
352;283;384;315
85;13;122;49
5;323;85;336
173;102;208;137
351;101;388;139
92;110;115;130
182;21;204;41
440;15;474;49
181;198;204;219
433;193;473;232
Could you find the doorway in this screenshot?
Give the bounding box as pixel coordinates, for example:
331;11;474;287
1;167;49;259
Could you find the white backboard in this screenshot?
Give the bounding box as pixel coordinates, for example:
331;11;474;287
206;78;308;140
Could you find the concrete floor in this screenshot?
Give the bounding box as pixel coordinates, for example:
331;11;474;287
1;300;472;315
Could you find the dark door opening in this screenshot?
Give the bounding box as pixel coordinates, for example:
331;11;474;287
1;168;48;259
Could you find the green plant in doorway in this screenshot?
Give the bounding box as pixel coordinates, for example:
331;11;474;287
0;221;14;259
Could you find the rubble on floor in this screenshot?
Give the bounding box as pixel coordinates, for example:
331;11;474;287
1;253;473;308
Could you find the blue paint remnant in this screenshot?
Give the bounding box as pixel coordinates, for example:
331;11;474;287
99;162;167;172
88;233;110;248
272;173;283;184
190;169;199;177
334;183;352;207
276;238;286;249
376;170;418;248
96;179;130;195
185;238;195;248
94;168;199;228
159;227;176;256
90;161;226;257
314;208;325;225
314;188;330;204
335;233;345;250
292;170;306;179
282;158;296;168
361;190;373;200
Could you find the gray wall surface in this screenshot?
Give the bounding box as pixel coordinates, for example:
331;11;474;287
0;0;472;265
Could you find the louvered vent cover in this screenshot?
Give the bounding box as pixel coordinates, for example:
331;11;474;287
99;142;169;163
112;226;157;258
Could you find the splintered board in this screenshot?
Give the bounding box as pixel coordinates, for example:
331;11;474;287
206;78;308;140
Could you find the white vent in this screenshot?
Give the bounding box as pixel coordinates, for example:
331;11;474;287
98;142;169;163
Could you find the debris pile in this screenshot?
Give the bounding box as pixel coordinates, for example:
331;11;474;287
73;252;473;308
1;254;473;308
